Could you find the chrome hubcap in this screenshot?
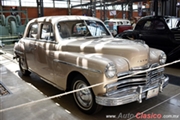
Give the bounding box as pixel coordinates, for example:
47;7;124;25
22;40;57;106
74;80;93;109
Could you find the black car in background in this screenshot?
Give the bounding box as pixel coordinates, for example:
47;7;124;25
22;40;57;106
116;15;180;62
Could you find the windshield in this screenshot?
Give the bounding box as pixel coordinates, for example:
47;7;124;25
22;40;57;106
165;17;180;29
57;20;111;39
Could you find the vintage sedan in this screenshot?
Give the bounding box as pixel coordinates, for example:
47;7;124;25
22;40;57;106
116;15;180;62
13;15;169;114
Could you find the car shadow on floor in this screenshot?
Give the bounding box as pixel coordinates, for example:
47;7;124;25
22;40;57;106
15;69;180;120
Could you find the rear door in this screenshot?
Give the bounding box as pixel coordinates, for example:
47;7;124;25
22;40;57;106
24;23;39;72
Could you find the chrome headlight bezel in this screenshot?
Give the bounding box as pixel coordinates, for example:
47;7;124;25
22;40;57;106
105;62;117;78
159;52;167;64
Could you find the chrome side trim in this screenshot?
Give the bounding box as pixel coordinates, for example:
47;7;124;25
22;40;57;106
40;77;65;91
174;34;180;41
53;59;102;73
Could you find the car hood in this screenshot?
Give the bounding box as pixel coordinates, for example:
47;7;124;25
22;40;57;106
60;37;150;68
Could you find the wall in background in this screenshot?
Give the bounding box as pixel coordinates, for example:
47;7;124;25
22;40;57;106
2;6;138;21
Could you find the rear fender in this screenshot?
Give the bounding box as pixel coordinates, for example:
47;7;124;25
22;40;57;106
14;41;28;70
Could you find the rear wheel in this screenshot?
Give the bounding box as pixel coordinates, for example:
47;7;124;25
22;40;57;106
71;75;102;114
19;57;31;76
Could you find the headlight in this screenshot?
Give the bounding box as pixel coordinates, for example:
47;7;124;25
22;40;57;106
105;62;116;78
159;52;167;64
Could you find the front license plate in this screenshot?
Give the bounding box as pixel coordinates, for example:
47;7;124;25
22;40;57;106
147;87;159;99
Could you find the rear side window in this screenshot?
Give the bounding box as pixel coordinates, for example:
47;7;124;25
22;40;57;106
41;23;54;41
153;20;165;30
143;20;165;30
28;23;38;38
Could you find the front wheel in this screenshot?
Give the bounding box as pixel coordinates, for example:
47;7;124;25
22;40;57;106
71;75;102;114
19;57;31;76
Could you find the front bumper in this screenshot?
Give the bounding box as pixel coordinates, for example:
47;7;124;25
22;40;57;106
96;76;169;106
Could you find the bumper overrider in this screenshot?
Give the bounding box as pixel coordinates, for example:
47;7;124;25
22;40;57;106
96;65;169;106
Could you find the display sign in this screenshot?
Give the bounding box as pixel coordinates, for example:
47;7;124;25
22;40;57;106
110;10;116;16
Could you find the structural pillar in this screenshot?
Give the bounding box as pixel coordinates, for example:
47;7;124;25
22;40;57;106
37;0;44;17
128;1;133;20
122;4;125;19
170;0;177;16
90;0;96;17
101;0;106;21
67;0;71;15
153;0;158;16
0;0;3;12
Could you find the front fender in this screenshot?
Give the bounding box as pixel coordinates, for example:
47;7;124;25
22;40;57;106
53;52;129;95
149;48;165;64
13;41;29;70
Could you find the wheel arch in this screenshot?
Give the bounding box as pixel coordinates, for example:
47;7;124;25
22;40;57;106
15;51;29;70
66;71;90;91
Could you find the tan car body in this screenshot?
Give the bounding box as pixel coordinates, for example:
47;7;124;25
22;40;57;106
14;16;169;113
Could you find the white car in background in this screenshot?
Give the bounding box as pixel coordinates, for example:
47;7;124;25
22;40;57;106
104;19;131;35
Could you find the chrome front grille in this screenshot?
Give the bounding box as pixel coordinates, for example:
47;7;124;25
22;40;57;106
174;34;180;41
105;64;164;96
117;80;146;90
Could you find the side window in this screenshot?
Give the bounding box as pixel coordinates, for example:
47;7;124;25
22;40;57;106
58;22;71;38
153;20;165;30
119;21;123;25
28;23;38;38
143;21;153;30
41;23;54;41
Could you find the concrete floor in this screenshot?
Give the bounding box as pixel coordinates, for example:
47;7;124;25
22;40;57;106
0;44;180;120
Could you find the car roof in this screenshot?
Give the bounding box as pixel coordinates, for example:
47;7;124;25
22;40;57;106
140;15;180;21
28;15;102;24
140;15;165;20
105;19;130;22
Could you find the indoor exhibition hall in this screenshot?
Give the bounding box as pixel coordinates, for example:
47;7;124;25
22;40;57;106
0;0;180;120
